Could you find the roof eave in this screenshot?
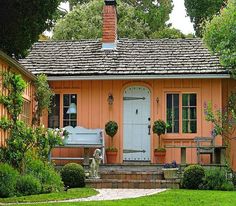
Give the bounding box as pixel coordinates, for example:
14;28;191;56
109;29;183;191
0;51;36;80
46;73;231;81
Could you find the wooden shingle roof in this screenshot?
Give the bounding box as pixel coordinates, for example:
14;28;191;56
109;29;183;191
20;38;229;78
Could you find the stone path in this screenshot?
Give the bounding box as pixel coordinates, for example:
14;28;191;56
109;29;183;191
2;189;166;205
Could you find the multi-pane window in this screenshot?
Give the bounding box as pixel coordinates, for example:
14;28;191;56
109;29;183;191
21;100;31;124
48;94;60;128
48;94;78;128
182;94;197;133
63;94;77;127
166;94;179;133
166;93;197;134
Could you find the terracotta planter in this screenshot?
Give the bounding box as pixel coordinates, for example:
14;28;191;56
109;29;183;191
162;168;179;179
106;151;117;164
154;151;166;164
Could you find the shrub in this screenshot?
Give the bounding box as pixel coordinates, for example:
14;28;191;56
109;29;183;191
221;182;235;191
61;163;85;188
202;168;226;190
0;163;19;198
25;159;63;193
16;175;41;196
182;165;205;189
233;172;236;188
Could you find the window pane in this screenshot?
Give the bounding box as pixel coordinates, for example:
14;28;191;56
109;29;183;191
190;120;197;133
63;94;77;127
182;94;189;106
173;94;179;107
167;94;172;108
182;107;188;119
166;94;179;133
190;108;197;119
48;94;60;128
190;94;196;106
182;120;188;133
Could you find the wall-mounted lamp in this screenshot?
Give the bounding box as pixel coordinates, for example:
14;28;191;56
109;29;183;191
156;97;159;104
67;103;77;114
107;93;114;105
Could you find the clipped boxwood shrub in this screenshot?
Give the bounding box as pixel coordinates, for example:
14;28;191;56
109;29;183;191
182;165;205;189
61;163;85;188
0;163;19;198
25;159;63;193
16;174;41;196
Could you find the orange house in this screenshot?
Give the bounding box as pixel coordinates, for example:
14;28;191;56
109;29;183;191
0;51;35;146
20;0;236;170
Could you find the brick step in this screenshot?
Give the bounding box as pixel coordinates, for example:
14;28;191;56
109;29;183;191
86;179;180;189
100;164;164;172
100;171;164;180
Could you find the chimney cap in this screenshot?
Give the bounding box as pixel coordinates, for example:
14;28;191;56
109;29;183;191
105;0;116;6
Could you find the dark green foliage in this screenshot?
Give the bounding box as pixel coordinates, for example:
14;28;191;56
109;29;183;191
201;168;234;191
203;0;236;75
33;74;54;126
0;163;19;198
184;0;224;37
105;121;118;138
0;0;60;58
182;165;205;189
233;172;236;188
16;175;42;196
151;28;185;39
53;0;176;40
25;159;63;193
152;120;167;136
61;163;85;188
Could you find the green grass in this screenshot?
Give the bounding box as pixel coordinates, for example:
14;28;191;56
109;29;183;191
19;189;236;206
0;188;98;204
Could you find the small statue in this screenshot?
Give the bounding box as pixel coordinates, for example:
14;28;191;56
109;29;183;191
89;148;102;178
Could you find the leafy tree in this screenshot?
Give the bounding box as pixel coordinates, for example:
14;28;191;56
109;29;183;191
203;0;236;74
184;0;225;37
151;27;185;39
0;0;60;58
53;0;176;40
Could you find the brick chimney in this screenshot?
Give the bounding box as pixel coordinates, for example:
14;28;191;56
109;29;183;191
102;0;117;49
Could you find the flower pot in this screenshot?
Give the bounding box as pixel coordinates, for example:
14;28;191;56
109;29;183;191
154;151;166;164
162;168;179;179
106;151;117;164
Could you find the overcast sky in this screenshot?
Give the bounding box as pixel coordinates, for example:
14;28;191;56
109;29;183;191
59;0;195;35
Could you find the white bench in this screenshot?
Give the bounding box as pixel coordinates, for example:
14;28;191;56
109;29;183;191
50;126;105;165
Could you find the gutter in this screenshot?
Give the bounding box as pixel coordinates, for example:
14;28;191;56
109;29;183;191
0;51;36;80
47;73;231;81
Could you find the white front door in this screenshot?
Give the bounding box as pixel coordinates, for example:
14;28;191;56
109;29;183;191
123;86;151;161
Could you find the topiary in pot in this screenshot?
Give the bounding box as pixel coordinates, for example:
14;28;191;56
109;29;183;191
60;163;85;188
153;120;167;149
105;121;118;151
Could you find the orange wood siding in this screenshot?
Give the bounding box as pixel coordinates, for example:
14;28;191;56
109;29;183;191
48;79;225;165
0;59;34;146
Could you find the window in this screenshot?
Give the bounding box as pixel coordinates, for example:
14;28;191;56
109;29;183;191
166;93;197;134
182;94;197;133
48;94;78;128
166;94;179;133
48;94;60;128
21;100;31;124
63;94;77;127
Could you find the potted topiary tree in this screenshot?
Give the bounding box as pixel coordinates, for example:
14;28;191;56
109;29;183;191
153;120;168;164
105;121;118;164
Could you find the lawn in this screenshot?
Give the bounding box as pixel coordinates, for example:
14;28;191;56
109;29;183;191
0;188;98;204
15;189;236;206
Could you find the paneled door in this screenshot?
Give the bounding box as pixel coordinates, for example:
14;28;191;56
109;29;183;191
123;86;151;161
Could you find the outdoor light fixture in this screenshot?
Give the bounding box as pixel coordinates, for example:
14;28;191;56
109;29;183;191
107;93;114;105
66;103;77;114
156;97;159;104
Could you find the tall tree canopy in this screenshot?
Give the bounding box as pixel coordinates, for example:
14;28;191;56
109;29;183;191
53;0;179;40
0;0;60;58
203;0;236;75
184;0;225;37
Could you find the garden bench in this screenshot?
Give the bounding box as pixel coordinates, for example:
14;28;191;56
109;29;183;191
49;126;105;165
